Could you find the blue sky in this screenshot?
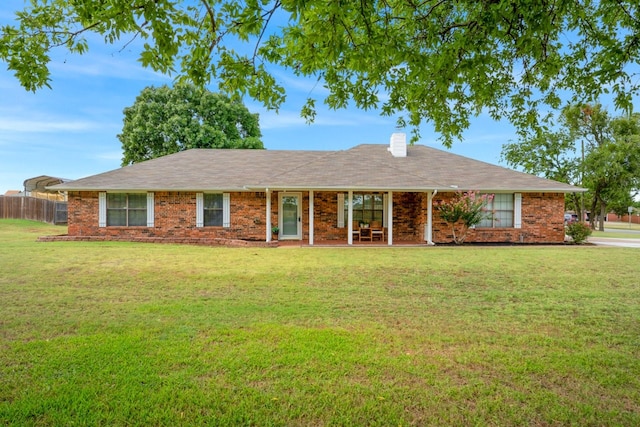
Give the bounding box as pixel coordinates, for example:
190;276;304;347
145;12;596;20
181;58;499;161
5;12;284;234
0;3;634;195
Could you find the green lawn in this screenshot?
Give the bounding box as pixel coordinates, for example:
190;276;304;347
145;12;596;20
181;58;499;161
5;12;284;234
591;221;640;239
591;230;640;239
603;220;640;231
1;219;639;426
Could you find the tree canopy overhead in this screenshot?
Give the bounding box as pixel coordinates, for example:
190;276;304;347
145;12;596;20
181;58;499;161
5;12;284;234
2;0;640;145
119;84;263;165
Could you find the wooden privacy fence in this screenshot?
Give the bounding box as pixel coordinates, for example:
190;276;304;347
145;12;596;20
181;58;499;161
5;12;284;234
0;196;67;224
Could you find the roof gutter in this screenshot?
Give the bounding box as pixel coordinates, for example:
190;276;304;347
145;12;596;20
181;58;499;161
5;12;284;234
50;184;586;194
243;185;586;193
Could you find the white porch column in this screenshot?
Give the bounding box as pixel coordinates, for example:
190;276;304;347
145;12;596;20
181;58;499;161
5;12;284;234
309;190;314;245
347;190;353;245
427;191;434;245
266;189;272;242
387;191;393;245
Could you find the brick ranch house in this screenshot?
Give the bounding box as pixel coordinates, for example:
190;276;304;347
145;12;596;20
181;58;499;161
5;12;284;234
48;133;582;246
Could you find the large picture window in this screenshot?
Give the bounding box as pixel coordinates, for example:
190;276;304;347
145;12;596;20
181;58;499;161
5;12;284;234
107;193;147;226
477;193;514;228
344;193;384;224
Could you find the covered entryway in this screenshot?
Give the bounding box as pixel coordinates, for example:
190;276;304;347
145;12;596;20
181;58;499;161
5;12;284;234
278;192;302;240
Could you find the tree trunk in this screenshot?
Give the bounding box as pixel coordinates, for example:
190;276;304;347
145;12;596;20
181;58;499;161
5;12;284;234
599;200;606;231
569;193;582;223
589;196;598;229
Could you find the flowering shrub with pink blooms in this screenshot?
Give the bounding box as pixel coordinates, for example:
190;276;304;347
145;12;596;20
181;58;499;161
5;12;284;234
435;191;494;244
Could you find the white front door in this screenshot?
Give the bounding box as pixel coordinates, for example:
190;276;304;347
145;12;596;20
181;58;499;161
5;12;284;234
279;192;302;240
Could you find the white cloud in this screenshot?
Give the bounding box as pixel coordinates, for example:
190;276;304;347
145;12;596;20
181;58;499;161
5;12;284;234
272;70;330;97
259;108;392;130
259;110;305;129
0;117;99;133
48;53;168;82
462;132;516;145
94;151;123;161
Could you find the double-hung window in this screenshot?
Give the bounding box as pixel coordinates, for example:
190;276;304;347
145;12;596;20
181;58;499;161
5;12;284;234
204;193;223;226
477;193;515;228
196;193;230;227
106;193;147;226
99;192;154;227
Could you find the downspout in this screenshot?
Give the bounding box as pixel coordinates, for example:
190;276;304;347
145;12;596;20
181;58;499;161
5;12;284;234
309;190;314;245
387;191;393;245
266;188;271;242
348;190;353;245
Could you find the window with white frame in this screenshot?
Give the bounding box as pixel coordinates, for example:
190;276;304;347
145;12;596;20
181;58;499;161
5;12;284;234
477;193;514;228
343;193;384;224
196;193;230;227
337;193;389;228
107;193;147;226
204;193;223;226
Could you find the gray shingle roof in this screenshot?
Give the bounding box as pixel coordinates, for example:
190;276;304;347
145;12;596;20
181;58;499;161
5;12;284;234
50;144;582;193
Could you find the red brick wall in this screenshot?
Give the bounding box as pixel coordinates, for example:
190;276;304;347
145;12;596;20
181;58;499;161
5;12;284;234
68;191;270;241
67;191;99;236
67;190;566;244
432;192;565;244
606;213;640;224
312;192;344;240
392;192;425;241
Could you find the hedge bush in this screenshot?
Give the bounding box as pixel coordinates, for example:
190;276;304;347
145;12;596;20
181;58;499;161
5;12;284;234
566;221;592;244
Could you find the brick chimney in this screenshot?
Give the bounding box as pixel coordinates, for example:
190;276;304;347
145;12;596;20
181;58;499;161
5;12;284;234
388;132;407;157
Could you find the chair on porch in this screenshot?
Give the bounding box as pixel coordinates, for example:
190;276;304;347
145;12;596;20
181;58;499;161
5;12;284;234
352;221;361;242
370;220;385;242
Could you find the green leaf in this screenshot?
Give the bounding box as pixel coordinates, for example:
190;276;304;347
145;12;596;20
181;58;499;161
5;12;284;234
2;0;640;144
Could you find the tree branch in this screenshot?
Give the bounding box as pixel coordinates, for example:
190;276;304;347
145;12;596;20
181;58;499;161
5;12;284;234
46;21;103;49
252;0;282;66
199;0;218;54
614;0;640;26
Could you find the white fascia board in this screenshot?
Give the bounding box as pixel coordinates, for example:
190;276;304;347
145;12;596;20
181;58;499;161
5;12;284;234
243;185;441;192
246;185;581;193
432;186;585;193
56;186;250;192
63;185;584;193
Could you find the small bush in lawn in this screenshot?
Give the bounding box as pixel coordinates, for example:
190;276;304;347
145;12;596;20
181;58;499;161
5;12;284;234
566;221;592;244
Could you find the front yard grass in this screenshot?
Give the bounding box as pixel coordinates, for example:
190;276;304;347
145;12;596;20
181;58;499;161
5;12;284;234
602;220;640;231
1;219;639;426
591;230;640;239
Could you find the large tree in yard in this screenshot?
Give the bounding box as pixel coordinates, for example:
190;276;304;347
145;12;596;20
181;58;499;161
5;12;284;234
2;1;640;145
501;129;583;219
581;111;640;230
119;84;263;165
502;105;640;231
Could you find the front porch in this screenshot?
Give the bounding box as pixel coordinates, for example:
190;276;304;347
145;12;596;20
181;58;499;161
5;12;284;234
264;189;436;246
